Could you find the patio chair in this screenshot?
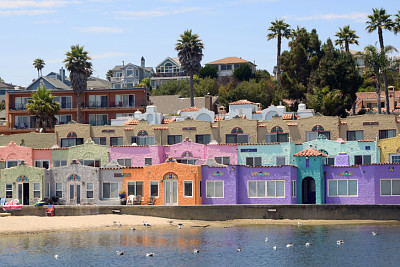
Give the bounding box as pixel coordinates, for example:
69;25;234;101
46;205;55;216
147;196;155;205
127;195;135;205
133;195;142;205
0;197;5;206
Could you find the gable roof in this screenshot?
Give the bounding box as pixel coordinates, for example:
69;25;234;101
205;57;255;66
294;147;328;157
229;99;256;105
155;57;181;69
87;77;111;89
150;95;218;115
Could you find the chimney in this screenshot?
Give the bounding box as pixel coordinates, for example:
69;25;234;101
205;95;212;111
122;60;125;66
60;67;65;82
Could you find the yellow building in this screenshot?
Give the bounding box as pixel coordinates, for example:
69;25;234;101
379;134;400;163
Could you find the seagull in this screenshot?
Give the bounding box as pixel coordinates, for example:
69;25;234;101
297;221;303;226
168;220;174;225
54;255;59;259
178;223;183;229
273;246;277;250
265;237;268;242
117;221;122;226
193;249;200;253
372;231;379;236
146;253;154;257
286;243;293;248
131;227;136;231
237;247;242;252
143;221;151;227
116;251;125;256
113;220;117;224
337;240;344;245
305;242;311;247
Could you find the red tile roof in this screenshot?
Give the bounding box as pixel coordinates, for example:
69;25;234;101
180;106;200;112
357;139;375;142
257;124;267;127
123;120;138;125
214;116;225;121
282;114;293;120
288;123;298;126
162;118;176;124
294;148;328;157
153;127;168;130
124;128;134;131
229;99;255;105
205;57;253;65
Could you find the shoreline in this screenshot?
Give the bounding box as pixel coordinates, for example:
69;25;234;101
1;215;399;236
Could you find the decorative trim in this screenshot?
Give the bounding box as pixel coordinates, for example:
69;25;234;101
16;175;29;182
340;171;353;176
102;129;115;133
114;173;131;177
182;127;196;131
241;148;257;152
67;131;77;138
212;171;224;176
363;122;379;126
67;174;81;181
389;167;394;172
251;171;270;176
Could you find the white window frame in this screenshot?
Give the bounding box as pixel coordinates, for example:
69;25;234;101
328;179;358;197
150;181;159;198
35;160;50;169
33;183;41;198
248;180;266;198
46;182;50;198
145;158;152;166
214;156;230;165
103;182;119;199
53;160;67;167
6;160;23;168
389;154;400;163
117;158;132;167
127;181;144;196
380;179;400;196
183;180;193;197
292;180;296;197
266;180;285;198
246;157;262;166
5;183;13;198
206;181;224;198
87;183;94;199
55;183;63;198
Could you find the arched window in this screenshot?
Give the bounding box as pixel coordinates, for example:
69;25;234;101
312;125;324;132
137;130;148;136
163;172;178;180
67;131;77;138
271;126;283;133
231;127;243;134
67;174;81;181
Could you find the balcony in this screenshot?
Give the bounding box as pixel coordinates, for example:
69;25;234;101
111;77;123;82
10;104;27;110
152;72;186;78
86;101;109;108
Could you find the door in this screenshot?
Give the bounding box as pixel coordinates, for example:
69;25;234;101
17;183;30;205
164;180;178;205
69;183;81;204
302;177;316;204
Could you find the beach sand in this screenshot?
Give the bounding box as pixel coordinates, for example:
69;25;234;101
1;215;399;236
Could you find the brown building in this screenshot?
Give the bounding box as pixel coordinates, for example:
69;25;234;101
4;88;149;134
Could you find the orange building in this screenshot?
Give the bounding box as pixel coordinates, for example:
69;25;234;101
122;158;202;205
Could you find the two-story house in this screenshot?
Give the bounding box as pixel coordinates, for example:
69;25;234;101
111;57;153;89
205;57;256;77
150;57;189;88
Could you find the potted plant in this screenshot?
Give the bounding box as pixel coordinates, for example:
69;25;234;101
119;190;126;199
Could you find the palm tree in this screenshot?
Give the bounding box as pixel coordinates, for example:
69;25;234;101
362;44;397;114
33;58;45;77
175;29;204;107
63;44;92;123
334;25;359;52
267;19;291;90
366;8;395;113
106;69;113;81
26;86;60;132
394;10;400;34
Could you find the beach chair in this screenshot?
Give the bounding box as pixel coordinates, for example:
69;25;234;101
127;195;135;205
147;196;155;205
0;197;5;206
133;195;142;205
46;205;55;216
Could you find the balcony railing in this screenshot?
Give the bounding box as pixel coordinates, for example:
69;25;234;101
86;101;109;108
111;77;123;82
152;72;186;78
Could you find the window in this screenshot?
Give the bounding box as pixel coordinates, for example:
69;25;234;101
184;181;193;197
326;157;335;166
306;131;331;141
354;155;371;165
328;180;358;196
33;183;40;198
6;184;12;198
234;64;241;69
46;183;50;198
150;181;159;197
53;160;67;167
61;138;84;147
167;135;182;145
248;181;266;198
246;157;262;166
55;96;72;109
87;183;94;198
199;181;202;197
110;137;123;146
117;158;131;167
103;182;119;198
221;64;227;70
55;114;72;125
266;133;289;143
93;137;107;145
131;136;155;145
365;146;371;150
89;95;108;108
390;154;400;163
379;129;396;139
115;94;135;107
35;160;50;169
78;159;100;167
292;180;296;197
381;179;400;196
176;159;197;165
195;134;211;144
14;115;33;129
6;160;21;168
206;181;224;198
127;181;144;196
226;64;232;70
214;157;230;165
276;156;286;166
56;183;62;197
226;127;248;144
89;114;108;126
145;158;152;166
267;180;285;197
347;130;363;141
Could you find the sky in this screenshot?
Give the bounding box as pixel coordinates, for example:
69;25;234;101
0;0;399;87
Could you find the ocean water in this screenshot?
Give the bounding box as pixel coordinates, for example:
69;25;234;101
1;223;400;267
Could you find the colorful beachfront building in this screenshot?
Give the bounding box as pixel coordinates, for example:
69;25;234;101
122;158;202;206
379;134;400;163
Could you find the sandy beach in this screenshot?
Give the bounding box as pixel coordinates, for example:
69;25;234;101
1;215;399;236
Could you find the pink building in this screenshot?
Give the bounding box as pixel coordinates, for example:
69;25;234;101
109;139;238;167
32;148;53;169
0;141;34;168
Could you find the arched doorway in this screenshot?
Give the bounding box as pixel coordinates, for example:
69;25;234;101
302;177;316;204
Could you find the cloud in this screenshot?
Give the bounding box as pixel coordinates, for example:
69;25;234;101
0;1;72;9
76;26;124;33
92;52;131;59
0;9;56;16
290;12;369;23
116;6;205;19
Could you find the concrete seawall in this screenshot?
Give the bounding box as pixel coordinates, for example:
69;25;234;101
7;205;400;221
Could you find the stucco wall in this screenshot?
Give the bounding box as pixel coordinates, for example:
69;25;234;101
0;141;34;166
0;132;56;148
109;146;164;167
379;134;400;162
67;140;109;166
